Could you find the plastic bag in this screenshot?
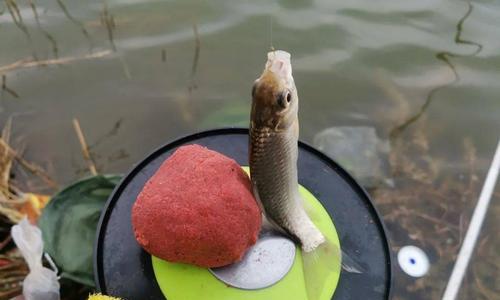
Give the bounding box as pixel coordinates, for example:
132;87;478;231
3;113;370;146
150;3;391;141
11;218;60;300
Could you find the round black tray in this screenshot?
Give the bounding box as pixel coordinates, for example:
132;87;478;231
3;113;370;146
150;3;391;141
94;128;392;299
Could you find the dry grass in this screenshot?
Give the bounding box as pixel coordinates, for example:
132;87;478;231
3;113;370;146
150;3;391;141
0;119;58;299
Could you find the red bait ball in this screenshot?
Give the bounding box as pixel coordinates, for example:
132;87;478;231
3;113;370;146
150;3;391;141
132;144;261;268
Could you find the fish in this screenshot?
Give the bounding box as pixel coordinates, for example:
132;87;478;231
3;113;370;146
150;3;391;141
249;50;325;252
249;50;362;299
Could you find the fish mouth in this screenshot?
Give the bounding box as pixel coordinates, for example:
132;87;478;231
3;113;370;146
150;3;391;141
260;50;293;85
253;50;293;105
257;50;293;89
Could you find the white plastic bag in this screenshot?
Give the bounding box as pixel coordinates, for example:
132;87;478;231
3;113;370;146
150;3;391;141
11;218;60;300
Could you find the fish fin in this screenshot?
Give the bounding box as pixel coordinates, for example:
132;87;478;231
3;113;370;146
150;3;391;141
302;238;364;300
340;251;364;274
299;193;365;274
302;238;339;300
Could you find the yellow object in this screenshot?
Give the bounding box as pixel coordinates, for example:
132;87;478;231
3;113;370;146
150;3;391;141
152;167;341;300
88;293;122;300
19;193;50;223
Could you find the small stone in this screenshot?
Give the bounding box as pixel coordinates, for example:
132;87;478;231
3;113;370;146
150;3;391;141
313;126;391;188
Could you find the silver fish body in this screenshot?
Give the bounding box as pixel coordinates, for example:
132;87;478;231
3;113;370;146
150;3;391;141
249;51;325;252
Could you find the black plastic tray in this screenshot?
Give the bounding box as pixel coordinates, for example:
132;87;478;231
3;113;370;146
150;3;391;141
94;128;392;299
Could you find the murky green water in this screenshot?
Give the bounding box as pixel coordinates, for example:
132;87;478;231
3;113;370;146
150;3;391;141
1;0;499;299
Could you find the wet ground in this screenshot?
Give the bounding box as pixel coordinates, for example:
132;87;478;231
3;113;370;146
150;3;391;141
1;0;499;299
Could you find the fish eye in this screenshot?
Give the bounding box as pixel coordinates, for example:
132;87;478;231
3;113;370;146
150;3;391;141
277;91;292;109
277;92;288;109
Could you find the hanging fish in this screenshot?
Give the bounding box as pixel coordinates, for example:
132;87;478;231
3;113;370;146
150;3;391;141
249;50;362;300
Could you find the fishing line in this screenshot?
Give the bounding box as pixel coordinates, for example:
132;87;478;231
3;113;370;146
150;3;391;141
269;14;275;51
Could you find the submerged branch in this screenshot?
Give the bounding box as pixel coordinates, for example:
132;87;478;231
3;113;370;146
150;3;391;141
1;75;20;99
28;0;59;58
101;0;116;52
88;118;122;150
72;118;98;176
0;138;58;189
389;2;483;139
56;0;93;51
0;50;112;74
6;0;38;60
190;23;201;81
174;23;202;124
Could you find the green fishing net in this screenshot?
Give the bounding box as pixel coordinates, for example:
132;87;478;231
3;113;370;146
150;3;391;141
39;175;122;287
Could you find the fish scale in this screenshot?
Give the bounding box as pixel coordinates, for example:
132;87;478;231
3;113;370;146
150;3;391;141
250;128;310;243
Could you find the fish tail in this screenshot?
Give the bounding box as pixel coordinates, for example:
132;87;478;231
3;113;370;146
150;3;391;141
302;238;340;300
300;225;325;252
295;201;325;252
